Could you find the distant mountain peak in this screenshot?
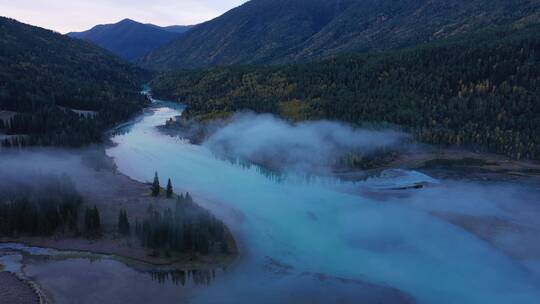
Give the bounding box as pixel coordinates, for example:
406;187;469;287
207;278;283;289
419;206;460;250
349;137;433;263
67;19;193;61
118;18;138;25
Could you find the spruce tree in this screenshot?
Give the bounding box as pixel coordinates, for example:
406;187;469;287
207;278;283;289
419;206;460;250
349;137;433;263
84;207;92;237
84;206;102;238
185;192;193;204
118;209;130;236
93;206;102;237
152;171;160;197
166;178;173;198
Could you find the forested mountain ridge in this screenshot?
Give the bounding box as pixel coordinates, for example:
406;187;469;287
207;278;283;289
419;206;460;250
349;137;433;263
294;0;540;61
151;24;540;160
139;0;355;69
67;19;192;61
0;17;149;147
140;0;540;70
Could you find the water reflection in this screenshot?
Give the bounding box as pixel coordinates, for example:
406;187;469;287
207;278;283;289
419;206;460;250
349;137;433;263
0;244;225;304
150;268;222;286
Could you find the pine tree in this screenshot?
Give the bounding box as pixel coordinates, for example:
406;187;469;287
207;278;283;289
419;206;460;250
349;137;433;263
118;209;131;236
152;171;160;197
84;206;102;238
84;207;92;237
93;206;102;237
185;192;193;204
166;178;173;198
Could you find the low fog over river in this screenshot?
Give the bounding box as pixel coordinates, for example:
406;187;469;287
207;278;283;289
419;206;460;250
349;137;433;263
103;96;540;304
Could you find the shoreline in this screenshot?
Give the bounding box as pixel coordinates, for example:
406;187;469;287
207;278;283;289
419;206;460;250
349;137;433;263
0;145;240;304
0;238;236;270
155;112;540;183
391;147;540;182
0;147;238;269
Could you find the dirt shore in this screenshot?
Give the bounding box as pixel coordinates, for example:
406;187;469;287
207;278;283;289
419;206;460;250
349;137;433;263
0;271;39;304
386;146;540;182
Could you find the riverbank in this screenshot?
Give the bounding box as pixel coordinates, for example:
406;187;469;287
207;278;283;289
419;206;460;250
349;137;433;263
158;114;540;184
0;147;237;268
100;97;540;303
389;146;540;182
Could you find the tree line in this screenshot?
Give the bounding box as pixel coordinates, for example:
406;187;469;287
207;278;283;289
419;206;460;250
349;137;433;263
0;172;108;239
134;192;231;257
0;17;150;147
151;24;540;160
0;175;82;237
0;170;233;257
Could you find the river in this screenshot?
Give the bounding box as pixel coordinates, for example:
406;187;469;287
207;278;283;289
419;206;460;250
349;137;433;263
102;94;540;303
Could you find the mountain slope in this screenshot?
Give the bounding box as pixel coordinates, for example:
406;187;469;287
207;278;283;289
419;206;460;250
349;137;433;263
68;19;191;61
140;0;355;69
151;24;540;160
140;0;540;70
295;0;540;60
0;17;148;147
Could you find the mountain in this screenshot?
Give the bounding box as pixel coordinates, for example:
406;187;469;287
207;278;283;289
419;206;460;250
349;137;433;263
0;17;148;147
67;19;192;61
150;24;193;34
150;24;540;160
140;0;540;70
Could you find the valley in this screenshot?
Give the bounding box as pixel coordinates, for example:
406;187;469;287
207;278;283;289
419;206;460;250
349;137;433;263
104;92;540;304
1;0;540;303
2;86;540;304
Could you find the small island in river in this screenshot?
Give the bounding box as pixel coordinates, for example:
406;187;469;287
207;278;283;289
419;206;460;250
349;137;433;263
0;147;238;303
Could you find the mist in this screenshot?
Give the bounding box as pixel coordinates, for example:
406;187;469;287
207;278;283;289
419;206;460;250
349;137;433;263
203;112;407;173
0;149;84;186
2;105;540;303
0;147;118;202
106;104;540;303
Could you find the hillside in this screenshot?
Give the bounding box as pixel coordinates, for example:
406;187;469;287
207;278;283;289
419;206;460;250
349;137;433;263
150;24;193;34
140;0;540;70
68;19;192;61
151;25;540;160
0;17;148;147
140;0;355;69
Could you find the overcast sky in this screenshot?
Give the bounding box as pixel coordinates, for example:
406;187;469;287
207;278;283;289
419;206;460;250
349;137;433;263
0;0;248;33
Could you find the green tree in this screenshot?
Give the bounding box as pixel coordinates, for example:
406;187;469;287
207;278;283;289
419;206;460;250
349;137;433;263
118;209;131;236
84;206;102;238
94;206;102;236
152;171;160;197
166;178;173;198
